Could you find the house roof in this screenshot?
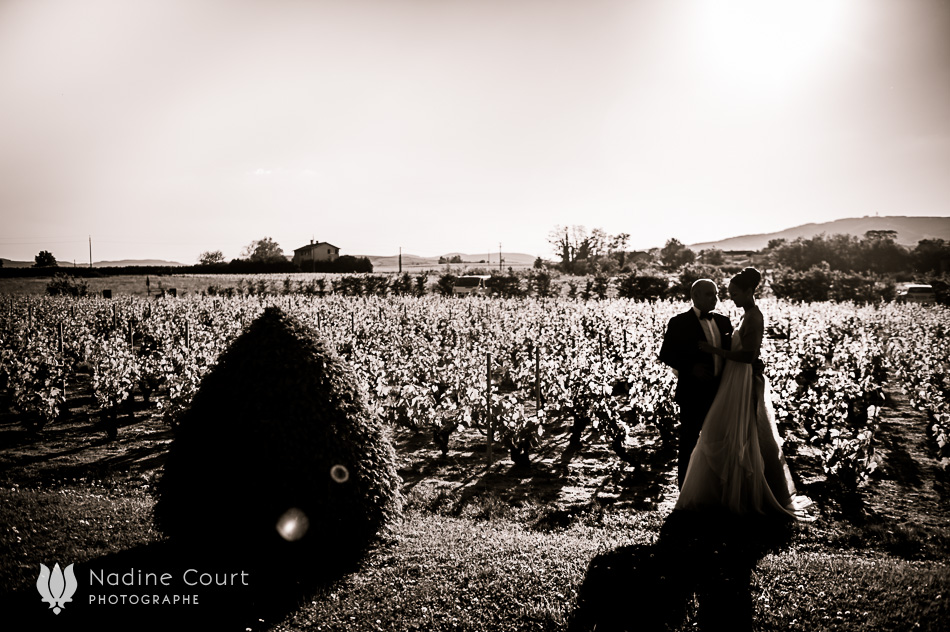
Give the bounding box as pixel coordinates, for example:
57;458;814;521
294;242;340;253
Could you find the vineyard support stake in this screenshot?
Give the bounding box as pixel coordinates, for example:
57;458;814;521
535;343;541;413
486;351;493;465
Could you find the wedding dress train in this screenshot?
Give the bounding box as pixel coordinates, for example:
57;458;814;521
675;333;812;519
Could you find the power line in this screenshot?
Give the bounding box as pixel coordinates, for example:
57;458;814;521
0;240;88;245
0;237;214;245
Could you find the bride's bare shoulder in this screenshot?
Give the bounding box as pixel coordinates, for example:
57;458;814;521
744;306;765;329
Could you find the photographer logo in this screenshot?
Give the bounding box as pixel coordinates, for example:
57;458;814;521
37;563;77;614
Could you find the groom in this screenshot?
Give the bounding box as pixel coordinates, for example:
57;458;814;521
659;279;733;488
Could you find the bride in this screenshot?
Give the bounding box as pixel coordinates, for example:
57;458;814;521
674;267;812;519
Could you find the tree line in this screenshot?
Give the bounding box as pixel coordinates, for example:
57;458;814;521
546;225;949;276
13;237;373;276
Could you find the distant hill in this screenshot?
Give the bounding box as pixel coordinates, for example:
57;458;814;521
356;253;434;268
93;259;186;268
356;252;537;270
0;258;186;269
689;216;950;251
0;259;33;268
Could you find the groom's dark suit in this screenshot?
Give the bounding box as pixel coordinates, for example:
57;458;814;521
659;308;733;488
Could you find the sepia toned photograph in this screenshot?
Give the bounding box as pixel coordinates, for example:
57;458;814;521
1;1;949;630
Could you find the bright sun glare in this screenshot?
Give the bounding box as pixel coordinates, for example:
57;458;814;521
694;0;852;98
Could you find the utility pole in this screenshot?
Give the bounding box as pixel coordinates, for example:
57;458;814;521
89;236;92;269
399;247;402;274
499;243;502;272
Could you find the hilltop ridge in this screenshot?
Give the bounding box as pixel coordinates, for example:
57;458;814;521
689;215;949;251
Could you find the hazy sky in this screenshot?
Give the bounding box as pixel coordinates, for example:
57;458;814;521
2;0;949;264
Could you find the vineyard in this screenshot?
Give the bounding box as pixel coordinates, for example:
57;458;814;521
1;293;947;495
2;291;949;630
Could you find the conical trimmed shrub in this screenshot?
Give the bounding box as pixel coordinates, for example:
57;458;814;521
155;307;402;560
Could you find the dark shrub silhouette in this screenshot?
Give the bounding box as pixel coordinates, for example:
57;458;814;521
155;306;402;564
45;273;89;297
617;273;668;300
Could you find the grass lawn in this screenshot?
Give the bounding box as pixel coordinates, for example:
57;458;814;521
3;479;946;631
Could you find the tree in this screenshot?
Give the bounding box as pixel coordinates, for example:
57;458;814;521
242;237;286;263
34;250;58;267
768;234;860;272
659;239;696;269
586;228;610;260
864;229;898;243
548;225;589;274
610;233;631;268
198;250;226;266
860;231;909;274
548;226;572;270
333;255;373;273
912;239;950;273
698;248;725;266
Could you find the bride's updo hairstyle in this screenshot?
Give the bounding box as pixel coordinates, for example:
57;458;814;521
731;267;761;293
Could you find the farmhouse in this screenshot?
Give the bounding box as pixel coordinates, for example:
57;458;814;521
293;240;341;268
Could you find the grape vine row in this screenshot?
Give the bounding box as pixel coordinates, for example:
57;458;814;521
1;294;943;487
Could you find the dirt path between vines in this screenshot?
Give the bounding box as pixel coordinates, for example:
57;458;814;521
862;384;949;534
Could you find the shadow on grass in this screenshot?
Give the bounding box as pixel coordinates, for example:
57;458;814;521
40;443;170;484
568;509;794;632
5;538;359;632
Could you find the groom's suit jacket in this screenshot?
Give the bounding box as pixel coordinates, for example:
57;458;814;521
658;309;733;406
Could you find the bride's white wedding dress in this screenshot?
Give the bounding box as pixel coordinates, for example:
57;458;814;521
675;317;812;519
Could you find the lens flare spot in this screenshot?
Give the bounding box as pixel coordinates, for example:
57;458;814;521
276;508;309;542
330;464;350;483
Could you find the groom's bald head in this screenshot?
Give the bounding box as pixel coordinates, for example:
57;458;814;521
691;279;719;313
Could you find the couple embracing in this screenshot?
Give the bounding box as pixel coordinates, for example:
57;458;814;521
660;267;811;518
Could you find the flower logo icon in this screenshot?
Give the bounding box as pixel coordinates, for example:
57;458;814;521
37;563;78;614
